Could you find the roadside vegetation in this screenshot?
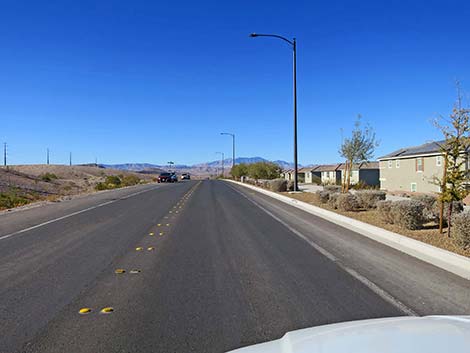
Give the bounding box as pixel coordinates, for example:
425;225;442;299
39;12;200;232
288;190;470;257
95;174;143;191
40;172;59;182
231;162;281;180
339;115;378;192
0;188;35;210
0;166;157;211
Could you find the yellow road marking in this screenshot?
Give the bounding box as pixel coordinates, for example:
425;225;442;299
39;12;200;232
114;269;125;274
100;307;114;314
136;247;143;251
147;246;155;251
149;232;154;236
79;308;92;314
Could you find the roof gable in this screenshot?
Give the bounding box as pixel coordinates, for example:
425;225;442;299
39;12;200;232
378;140;446;160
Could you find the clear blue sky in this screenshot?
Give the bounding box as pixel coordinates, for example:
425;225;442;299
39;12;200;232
1;0;469;165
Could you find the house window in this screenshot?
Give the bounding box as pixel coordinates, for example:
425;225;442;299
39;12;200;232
396;160;400;168
436;156;442;167
388;160;393;168
416;158;424;172
411;183;417;192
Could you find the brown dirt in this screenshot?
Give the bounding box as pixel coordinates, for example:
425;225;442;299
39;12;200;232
0;165;158;209
281;191;470;258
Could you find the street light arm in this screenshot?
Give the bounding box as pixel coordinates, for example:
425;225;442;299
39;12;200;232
250;33;294;46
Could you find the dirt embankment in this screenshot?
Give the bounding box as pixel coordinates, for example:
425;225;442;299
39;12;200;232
0;165;158;210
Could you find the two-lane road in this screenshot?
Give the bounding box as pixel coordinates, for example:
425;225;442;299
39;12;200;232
1;180;469;352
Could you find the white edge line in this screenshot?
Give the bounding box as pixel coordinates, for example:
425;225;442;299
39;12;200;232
226;182;418;317
0;186;160;241
227;180;470;281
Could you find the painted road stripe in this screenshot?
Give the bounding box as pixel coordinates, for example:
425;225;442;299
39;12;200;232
0;186;161;241
227;183;418;317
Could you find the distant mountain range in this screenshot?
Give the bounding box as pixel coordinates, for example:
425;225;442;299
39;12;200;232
102;157;298;175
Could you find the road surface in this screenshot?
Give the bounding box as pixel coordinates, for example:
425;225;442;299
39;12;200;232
1;180;469;353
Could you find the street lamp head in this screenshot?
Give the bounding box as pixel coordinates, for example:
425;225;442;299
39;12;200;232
249;33;258;38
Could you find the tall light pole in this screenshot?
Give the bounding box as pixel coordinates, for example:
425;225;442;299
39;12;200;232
220;132;235;172
47;148;50;165
250;33;299;191
215;152;224;177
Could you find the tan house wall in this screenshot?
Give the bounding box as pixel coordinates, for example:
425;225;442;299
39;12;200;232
321;171;341;184
340;170;359;184
379;154;444;193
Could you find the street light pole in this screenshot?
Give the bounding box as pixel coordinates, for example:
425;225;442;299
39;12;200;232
220;132;235;171
249;33;299;191
215;152;224;177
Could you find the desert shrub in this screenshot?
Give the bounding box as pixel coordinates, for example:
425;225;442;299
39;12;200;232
336;193;360;211
431;200;464;224
377;200;394;223
390;200;425;230
95;182;108;191
324;185;341;192
121;175;141;187
0;191;30;209
452;212;470;249
104;175;121;188
411;194;438;221
269;178;287;192
317;190;330;203
287;180;295;191
355;190;386;209
40;172;58;182
327;192;340;209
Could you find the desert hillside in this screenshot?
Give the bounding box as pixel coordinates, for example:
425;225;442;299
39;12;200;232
0;165;158;209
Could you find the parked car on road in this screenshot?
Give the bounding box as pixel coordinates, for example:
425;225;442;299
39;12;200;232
170;173;178;183
181;173;190;180
157;172;172;183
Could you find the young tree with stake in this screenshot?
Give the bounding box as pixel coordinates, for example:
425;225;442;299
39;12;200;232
339;115;378;192
434;86;470;236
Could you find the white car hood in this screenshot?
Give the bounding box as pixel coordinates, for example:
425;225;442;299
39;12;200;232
228;316;470;353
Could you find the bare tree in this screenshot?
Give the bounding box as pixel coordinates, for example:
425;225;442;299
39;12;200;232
434;84;470;236
339;115;378;192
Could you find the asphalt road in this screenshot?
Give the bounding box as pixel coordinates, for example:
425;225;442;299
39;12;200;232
1;180;469;353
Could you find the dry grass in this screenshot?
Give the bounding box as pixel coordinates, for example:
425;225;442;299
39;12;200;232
282;191;470;258
0;165;158;211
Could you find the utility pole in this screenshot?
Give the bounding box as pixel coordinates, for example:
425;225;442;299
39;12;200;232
3;142;7;166
69;152;72;166
47;148;50;165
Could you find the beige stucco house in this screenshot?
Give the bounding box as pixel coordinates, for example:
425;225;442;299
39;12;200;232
283;163;379;186
378;140;455;193
338;162;380;186
317;164;342;184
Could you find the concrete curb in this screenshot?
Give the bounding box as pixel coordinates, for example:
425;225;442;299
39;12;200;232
227;180;470;280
